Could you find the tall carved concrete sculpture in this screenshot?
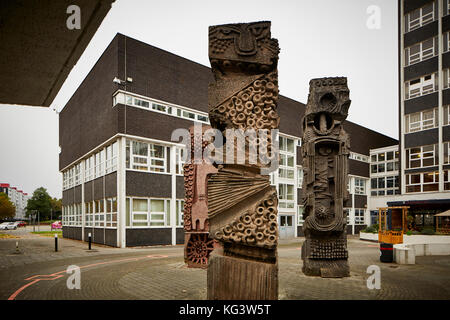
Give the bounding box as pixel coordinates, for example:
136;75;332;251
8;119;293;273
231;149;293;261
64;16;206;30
184;126;217;268
207;21;280;300
301;77;351;278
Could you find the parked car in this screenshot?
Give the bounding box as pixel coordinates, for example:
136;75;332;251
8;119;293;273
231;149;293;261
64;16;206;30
17;221;27;227
0;222;10;230
0;222;17;230
51;221;62;230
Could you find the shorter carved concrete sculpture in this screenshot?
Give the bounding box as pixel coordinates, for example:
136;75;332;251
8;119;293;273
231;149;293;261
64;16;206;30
183;126;217;268
300;77;351;278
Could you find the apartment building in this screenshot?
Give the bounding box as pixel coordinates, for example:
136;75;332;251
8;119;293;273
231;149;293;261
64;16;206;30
59;34;397;247
397;0;450;229
0;183;30;220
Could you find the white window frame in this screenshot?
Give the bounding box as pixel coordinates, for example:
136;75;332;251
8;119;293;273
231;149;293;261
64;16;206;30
278;183;295;210
444;105;450;126
405;108;439;133
406;171;439;193
444;141;450;164
406;144;438;169
404;2;435;33
354;209;365;225
105;197;117;228
176;199;184;227
354;177;367;195
405;73;438;100
126;139;167;173
175;147;185;175
404;36;437;66
126;197;171;228
113;91;209;124
444;31;450;53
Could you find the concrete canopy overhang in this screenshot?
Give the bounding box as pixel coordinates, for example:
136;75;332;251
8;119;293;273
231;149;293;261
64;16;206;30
0;0;115;107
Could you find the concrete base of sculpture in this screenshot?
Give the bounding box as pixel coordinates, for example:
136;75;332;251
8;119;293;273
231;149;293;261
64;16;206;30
207;250;278;300
302;259;350;278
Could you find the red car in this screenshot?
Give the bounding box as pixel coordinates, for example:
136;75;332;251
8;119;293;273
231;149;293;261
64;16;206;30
17;221;27;227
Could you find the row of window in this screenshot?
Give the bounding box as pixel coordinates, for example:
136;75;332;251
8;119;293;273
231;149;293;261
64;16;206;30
406;171;441;193
371;176;400;196
63;142;118;190
405;144;439;169
126;198;184;228
405;72;438;100
349;152;369;163
62;198;118;228
113;92;209;124
404;1;435;33
405;108;439;133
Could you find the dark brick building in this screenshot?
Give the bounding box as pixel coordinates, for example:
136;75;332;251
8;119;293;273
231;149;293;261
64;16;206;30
60;33;397;247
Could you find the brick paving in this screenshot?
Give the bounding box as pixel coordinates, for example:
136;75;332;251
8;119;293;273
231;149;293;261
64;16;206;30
0;229;449;300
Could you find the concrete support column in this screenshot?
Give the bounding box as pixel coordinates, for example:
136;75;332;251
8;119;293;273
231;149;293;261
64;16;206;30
81;160;85;241
117;137;127;248
170;146;177;245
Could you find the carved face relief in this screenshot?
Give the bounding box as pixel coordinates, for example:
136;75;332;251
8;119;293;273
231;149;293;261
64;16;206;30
209;21;279;68
304;77;351;123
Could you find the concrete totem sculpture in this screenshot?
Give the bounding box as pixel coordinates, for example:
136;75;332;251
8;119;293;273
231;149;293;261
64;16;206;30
206;21;280;299
183;126;217;268
300;77;351;278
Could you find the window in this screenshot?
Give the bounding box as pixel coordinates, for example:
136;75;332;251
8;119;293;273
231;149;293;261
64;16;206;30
126;197;171;227
278;183;294;209
406;171;439;193
279;136;295;154
105;142;118;174
404;2;435;33
444;105;450;126
349;152;369;162
176;200;184;227
94;150;105;179
444;142;450;164
405;73;438;99
354;178;367;195
405;108;438;133
114;92;209;123
85;201;93;227
152;103;171;114
175;147;185;175
406;144;438;168
297;205;304;226
445;170;450;190
444;32;450;53
94;199;105;227
105;198;117;228
279;154;295;179
371;176;399;196
404;37;437;66
297;167;303;188
355;209;365;225
126;140;166;173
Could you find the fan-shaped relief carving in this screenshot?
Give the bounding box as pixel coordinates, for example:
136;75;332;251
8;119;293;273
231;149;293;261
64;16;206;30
213;191;278;248
207;168;271;219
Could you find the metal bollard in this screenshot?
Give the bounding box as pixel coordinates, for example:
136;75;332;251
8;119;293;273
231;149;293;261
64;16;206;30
88;232;92;250
55;233;58;252
15;241;19;253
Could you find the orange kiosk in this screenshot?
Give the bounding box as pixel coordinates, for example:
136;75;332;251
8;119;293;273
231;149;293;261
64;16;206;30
378;206;409;244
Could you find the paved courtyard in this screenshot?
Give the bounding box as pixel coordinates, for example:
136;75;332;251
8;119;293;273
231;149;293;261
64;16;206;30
0;228;449;300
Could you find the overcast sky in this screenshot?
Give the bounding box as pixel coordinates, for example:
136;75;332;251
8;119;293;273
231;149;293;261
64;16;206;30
0;0;398;199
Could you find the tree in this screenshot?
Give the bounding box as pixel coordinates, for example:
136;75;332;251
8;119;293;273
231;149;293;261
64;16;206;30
50;198;62;220
0;192;15;220
26;187;52;221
